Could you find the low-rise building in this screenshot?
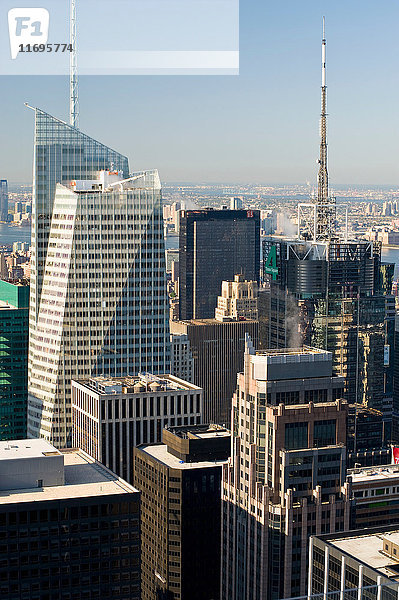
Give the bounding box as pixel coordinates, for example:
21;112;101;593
349;464;399;529
0;439;141;600
72;373;202;483
309;527;399;600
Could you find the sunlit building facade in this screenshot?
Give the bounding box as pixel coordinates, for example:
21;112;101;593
28;110;169;447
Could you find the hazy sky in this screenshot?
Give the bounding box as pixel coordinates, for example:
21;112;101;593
1;0;398;185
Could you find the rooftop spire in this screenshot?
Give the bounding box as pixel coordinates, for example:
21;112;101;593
315;16;335;240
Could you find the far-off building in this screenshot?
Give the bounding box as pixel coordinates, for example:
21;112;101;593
214;274;258;322
134;424;230;600
72;374;202;483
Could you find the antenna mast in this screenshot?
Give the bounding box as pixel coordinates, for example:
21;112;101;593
70;0;79;128
315;16;335;240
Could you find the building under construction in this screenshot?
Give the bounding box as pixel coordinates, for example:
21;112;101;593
262;19;395;449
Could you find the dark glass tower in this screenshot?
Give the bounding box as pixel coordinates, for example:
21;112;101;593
179;209;260;320
0;180;8;222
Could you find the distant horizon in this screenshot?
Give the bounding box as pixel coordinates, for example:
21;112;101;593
7;181;399;190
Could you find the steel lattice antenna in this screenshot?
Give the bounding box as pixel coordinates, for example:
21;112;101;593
315;16;335;240
70;0;79;128
318;16;328;205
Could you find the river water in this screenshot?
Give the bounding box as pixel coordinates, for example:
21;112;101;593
382;247;399;276
0;223;31;247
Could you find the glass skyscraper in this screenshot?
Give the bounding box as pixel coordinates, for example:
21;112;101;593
0;280;29;439
28;110;170;447
262;238;395;443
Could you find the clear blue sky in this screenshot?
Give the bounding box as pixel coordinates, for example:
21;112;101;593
1;0;398;184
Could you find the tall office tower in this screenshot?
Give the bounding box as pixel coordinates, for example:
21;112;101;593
134;424;230;600
221;340;352;600
264;227;394;422
263;24;395;440
215;274;258;322
28;110;170;448
171;316;258;424
0;253;7;280
179;208;260;320
72;373;202;483
230;197;243;210
0;439;141;600
383;201;392;217
0;180;8;222
394;316;399;443
0;281;29;439
170;333;194;383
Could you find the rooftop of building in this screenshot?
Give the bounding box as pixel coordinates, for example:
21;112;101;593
174;318;258;326
0;439;60;461
0;300;17;309
254;346;332;361
69;169;160;194
245;343;337;382
137;442;228;470
0;446;137;505
348;465;399;484
166;424;230;441
73;373;201;395
317;528;399;581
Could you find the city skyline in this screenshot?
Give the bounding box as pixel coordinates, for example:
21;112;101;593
0;0;398;185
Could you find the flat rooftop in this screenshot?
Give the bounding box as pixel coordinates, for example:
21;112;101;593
0;439;61;461
138;443;227;470
181;318;258;325
250;346;335;382
0;300;17;309
326;531;399;581
255;346;332;361
349;465;399;484
74;373;201;395
0;449;138;505
167;424;230;440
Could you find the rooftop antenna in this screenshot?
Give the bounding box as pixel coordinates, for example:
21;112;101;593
70;0;79;128
315;15;335;240
318;16;328;205
297;17;336;242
